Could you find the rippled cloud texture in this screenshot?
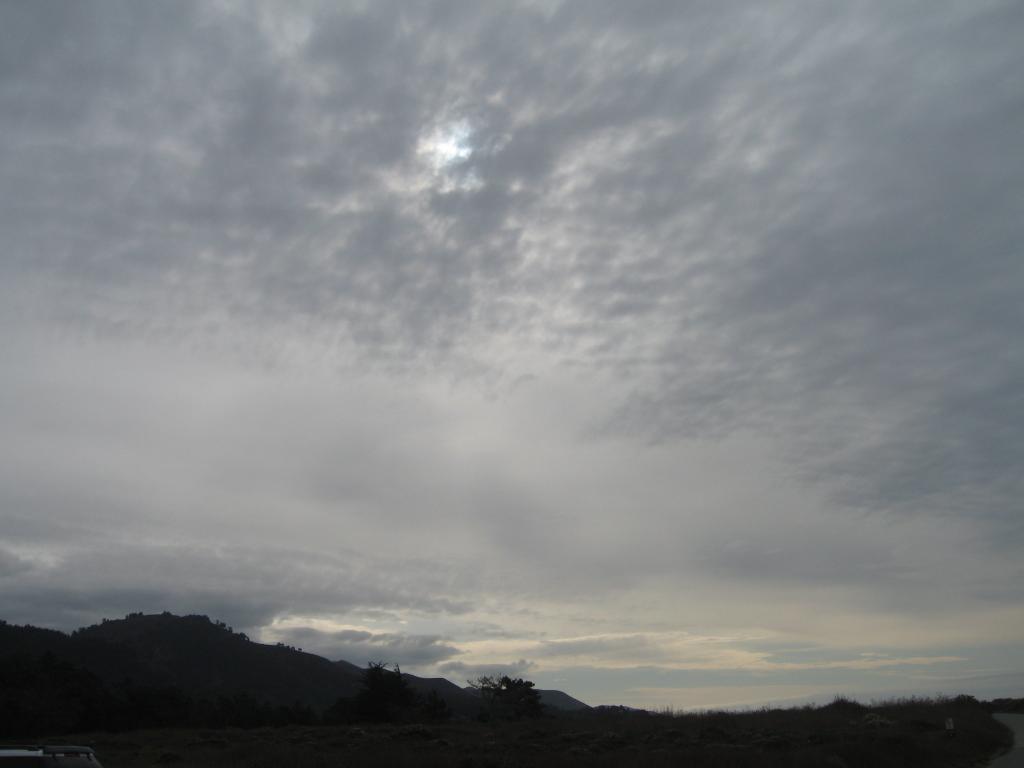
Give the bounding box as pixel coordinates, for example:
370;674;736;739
2;0;1022;708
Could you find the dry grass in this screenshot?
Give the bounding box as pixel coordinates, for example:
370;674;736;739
41;695;1012;768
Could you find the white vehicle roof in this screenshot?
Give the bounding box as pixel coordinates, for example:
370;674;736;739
0;746;97;757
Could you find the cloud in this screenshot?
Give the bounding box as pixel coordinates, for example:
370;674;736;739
0;549;33;579
537;634;657;659
585;3;1024;525
0;537;472;633
530;632;962;672
0;0;1022;708
3;0;1018;532
437;659;535;683
268;625;460;668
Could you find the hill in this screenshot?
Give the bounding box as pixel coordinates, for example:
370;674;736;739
0;612;588;732
396;673;481;718
537;688;590;711
73;613;361;711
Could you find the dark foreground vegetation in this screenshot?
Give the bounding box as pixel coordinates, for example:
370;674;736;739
29;696;1014;768
986;697;1024;713
2;615;1017;766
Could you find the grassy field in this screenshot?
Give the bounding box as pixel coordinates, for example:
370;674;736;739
40;696;1013;768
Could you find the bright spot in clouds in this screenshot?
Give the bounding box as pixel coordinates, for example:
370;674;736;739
419;120;475;175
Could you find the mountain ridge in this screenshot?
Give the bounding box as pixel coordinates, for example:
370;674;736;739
0;612;589;718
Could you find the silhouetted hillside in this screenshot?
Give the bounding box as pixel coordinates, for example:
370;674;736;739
400;674;481;717
985;697;1024;712
0;614;359;734
461;684;591;714
74;613;361;711
0;620;146;682
0;613;589;734
537;689;590;711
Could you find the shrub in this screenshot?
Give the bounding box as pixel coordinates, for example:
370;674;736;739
468;675;543;720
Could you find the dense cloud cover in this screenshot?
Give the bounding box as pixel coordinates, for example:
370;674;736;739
1;0;1021;708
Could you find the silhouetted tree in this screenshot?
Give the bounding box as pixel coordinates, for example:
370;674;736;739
353;662;417;722
469;675;543;720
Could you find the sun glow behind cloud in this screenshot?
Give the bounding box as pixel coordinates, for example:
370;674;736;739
417;119;482;190
420;120;473;169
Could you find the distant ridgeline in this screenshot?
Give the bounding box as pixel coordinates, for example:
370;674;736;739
984;697;1024;713
0;612;587;735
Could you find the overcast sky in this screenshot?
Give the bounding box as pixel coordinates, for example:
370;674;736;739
2;0;1022;709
